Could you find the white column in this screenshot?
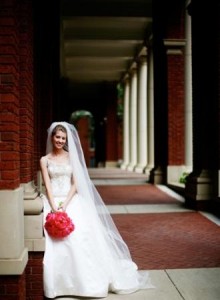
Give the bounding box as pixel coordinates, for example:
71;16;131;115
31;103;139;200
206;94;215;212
135;54;148;173
127;64;138;171
145;48;155;174
184;0;193;172
121;74;130;170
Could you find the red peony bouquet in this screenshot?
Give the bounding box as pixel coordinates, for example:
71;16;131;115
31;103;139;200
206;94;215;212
44;211;75;239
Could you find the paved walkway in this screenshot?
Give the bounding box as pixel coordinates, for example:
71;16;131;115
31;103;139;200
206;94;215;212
57;168;220;300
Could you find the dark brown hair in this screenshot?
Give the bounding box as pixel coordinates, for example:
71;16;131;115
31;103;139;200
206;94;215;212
52;124;67;136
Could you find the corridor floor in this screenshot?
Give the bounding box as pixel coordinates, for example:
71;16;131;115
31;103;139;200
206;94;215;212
57;168;220;300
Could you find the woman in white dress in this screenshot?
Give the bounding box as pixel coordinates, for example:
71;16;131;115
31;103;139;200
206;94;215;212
40;122;153;299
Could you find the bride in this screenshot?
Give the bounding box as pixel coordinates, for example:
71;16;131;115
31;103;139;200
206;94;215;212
40;121;153;299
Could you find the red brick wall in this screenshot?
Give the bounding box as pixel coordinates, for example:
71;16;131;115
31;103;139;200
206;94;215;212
167;54;185;165
25;252;44;300
0;0;34;189
0;272;26;300
0;0;20;189
0;1;35;299
117;120;123;161
165;0;185;166
19;1;34;183
0;252;45;300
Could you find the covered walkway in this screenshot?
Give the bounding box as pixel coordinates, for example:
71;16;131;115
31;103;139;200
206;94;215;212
55;168;220;300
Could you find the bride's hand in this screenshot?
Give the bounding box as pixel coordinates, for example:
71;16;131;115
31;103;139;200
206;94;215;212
51;207;60;213
61;204;67;212
57;201;65;211
59;202;67;211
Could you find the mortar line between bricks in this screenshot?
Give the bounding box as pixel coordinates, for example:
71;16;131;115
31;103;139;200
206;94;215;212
164;270;185;300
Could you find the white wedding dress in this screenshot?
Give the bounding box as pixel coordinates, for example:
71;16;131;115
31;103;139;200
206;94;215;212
43;159;153;298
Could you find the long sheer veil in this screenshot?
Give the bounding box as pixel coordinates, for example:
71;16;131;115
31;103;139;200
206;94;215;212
46;121;133;262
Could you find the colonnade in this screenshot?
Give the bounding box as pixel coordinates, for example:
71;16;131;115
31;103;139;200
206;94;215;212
121;7;193;184
120;47;155;176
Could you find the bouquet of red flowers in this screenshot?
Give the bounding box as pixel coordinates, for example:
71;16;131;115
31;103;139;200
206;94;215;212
44;211;75;239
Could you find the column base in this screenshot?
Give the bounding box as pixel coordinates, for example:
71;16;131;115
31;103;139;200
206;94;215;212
120;162;129;170
105;160;117;168
185;169;215;211
149;166;166;184
144;164;154;176
134;164;145;173
127;164;136;172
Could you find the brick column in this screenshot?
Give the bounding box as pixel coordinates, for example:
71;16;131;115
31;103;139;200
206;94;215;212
164;39;185;185
0;0;28;291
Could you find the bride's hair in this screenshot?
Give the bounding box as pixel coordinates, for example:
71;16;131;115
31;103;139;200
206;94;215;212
52;124;67;136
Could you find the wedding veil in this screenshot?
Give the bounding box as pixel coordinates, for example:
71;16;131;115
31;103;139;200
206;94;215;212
46;121;133;262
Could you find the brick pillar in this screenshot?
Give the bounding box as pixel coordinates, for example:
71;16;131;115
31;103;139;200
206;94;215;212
164;39;185;185
0;273;26;300
0;1;28;299
25;252;44;300
19;0;34;184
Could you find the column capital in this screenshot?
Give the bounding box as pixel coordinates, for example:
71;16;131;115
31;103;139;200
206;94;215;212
122;72;130;83
163;39;186;55
138;46;147;57
137;55;147;66
129;62;138;76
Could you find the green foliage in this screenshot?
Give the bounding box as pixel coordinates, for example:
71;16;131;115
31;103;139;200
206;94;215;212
179;172;189;184
117;83;124;99
116;83;124;120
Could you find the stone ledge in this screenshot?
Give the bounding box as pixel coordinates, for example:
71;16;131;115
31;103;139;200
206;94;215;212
0;248;28;275
25;238;45;252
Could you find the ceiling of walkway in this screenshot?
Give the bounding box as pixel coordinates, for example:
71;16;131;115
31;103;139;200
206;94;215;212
60;0;152;84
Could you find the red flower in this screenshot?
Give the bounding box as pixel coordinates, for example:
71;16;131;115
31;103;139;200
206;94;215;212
44;211;75;239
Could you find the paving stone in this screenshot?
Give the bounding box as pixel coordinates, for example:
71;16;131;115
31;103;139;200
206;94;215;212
112;212;220;270
166;268;220;300
96;184;179;205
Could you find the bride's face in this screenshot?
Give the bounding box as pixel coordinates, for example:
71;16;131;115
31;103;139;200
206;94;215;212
52;130;67;150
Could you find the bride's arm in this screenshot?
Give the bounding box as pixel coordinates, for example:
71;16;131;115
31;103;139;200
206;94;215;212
61;175;77;211
40;156;59;212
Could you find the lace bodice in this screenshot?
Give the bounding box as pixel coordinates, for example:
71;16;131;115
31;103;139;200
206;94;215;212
47;160;73;198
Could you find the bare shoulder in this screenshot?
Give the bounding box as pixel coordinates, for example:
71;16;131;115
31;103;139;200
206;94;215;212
40;155;49;166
